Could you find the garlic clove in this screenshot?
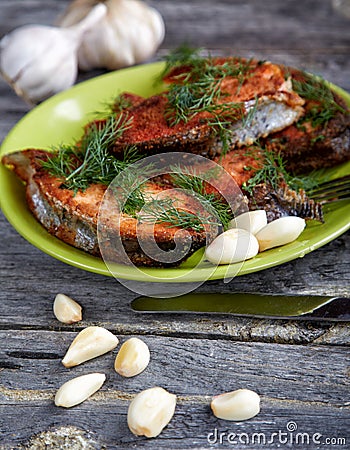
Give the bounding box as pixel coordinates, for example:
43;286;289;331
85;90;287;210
211;389;261;421
62;326;119;368
228;210;267;235
255;216;306;252
127;387;177;438
0;3;106;103
114;337;150;378
55;373;106;408
53;293;82;324
205;228;259;265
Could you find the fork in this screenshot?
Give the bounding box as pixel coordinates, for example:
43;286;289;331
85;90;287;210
307;174;350;203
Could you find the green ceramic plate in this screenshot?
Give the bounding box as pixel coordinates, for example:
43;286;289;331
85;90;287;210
1;62;350;281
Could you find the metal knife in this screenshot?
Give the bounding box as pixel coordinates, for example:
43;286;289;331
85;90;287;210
131;293;350;321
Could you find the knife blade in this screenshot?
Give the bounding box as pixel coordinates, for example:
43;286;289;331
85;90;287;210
131;293;350;321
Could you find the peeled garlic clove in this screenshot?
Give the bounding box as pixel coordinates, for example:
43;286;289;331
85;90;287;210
0;3;106;103
228;210;267;235
127;387;176;438
256;216;306;252
55;373;105;408
62;326;119;368
205;228;259;265
53;293;82;324
211;389;260;421
58;0;165;71
114;337;150;378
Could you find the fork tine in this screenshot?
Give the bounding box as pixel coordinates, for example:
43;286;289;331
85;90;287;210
307;174;350;203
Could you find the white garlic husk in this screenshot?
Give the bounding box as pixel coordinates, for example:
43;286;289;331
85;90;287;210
256;216;306;252
228;210;267;235
0;3;107;103
205;228;259;265
57;0;165;71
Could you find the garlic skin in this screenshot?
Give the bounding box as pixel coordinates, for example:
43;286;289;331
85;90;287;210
205;228;259;265
58;0;165;71
0;3;107;103
256;216;306;252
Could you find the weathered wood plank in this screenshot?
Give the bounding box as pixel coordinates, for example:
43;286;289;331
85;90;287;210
1;210;349;344
0;331;349;448
1;401;349;449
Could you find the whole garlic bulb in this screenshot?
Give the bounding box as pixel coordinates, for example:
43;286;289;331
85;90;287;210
0;3;107;104
57;0;165;71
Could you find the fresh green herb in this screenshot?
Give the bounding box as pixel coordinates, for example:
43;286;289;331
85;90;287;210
161;46;255;152
114;173;147;218
242;146;286;195
292;72;346;128
93;93;134;119
137;198;210;232
159;44;203;80
41;115;137;192
165;59;251;124
242;143;320;195
241;96;259;128
310;134;326;145
170;167;234;229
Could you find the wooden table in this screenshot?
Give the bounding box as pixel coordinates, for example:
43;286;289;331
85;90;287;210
0;1;349;448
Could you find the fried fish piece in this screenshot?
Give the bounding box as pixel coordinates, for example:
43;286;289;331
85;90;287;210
265;68;350;173
111;58;305;158
2;150;209;267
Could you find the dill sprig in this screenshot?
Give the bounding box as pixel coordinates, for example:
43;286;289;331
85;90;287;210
93;93;134;119
137;198;209;232
41;115;137;192
170;167;234;229
159;44;203;80
242;143;319;195
165;58;251;125
292;72;346;128
242;146;290;196
162;46;255;152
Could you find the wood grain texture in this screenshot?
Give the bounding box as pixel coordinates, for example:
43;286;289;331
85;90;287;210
0;0;349;448
1;331;349;448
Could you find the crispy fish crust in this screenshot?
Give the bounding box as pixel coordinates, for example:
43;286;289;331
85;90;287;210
112;59;305;158
264;67;350;173
2;150;208;267
215;148;323;222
